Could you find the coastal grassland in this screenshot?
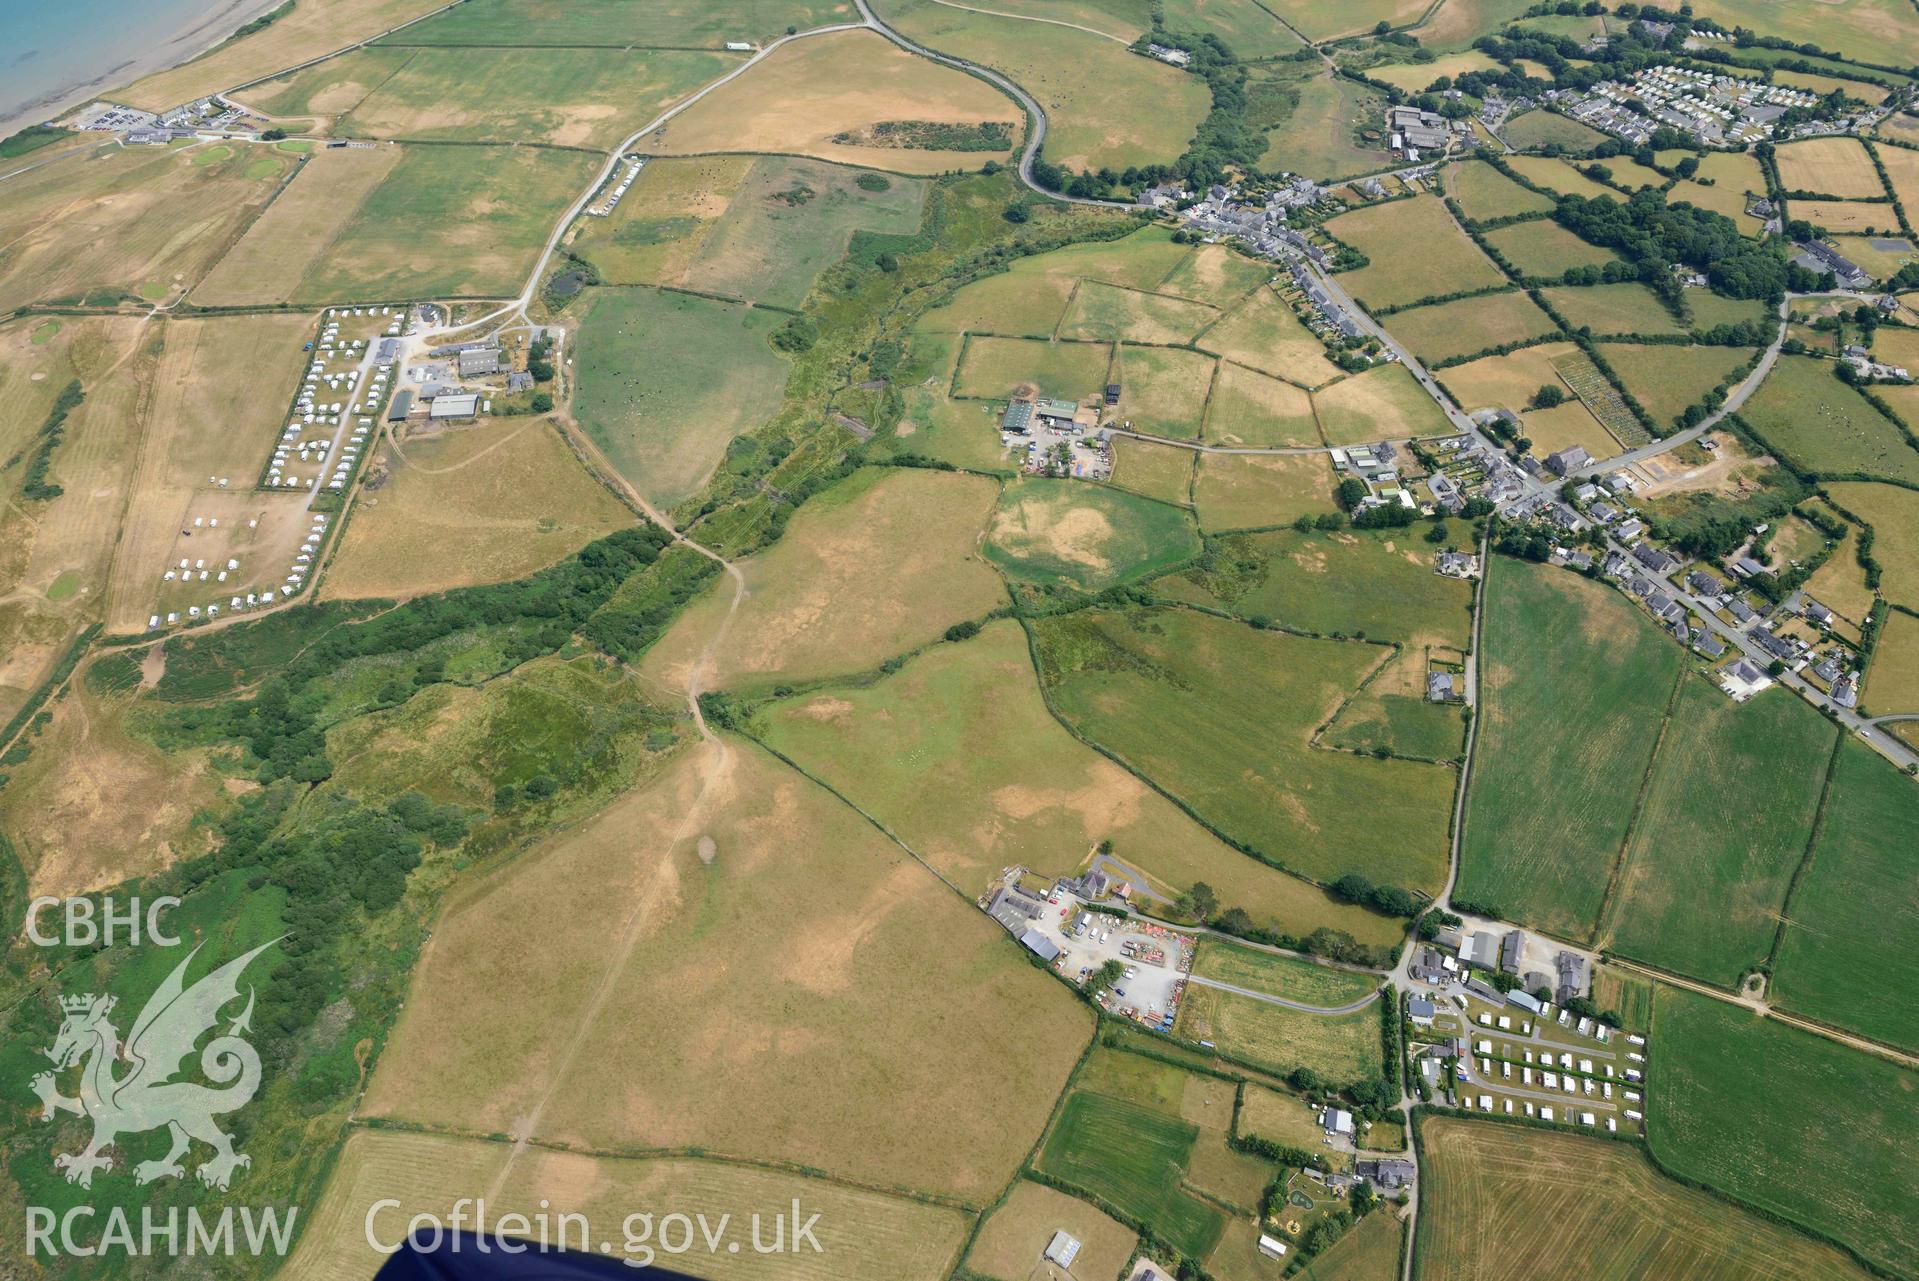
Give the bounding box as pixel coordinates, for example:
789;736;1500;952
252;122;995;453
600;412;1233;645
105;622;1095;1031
1253;63;1391;182
1160;242;1276;306
1313;364;1453;444
296;143;600;299
1774;136;1888;198
1770;737;1919;1051
278;1130;969;1281
1192;940;1379;1007
1647;987;1919;1278
1447;159;1554;222
321;422;635;601
1159;528;1474;650
965;1181;1137;1281
1254;0;1427;41
1739;355;1919;484
1203;362;1321;446
637;27;1025;175
1061;280;1220;344
877;0;1209;171
195;144;404;304
1368;52;1502;93
1199;286;1343;387
1437;341;1582;413
1295;1206;1402;1281
1175;985;1383;1083
984;478;1200;589
1457;556;1683;938
0;140;294;311
1415;1115;1875;1281
1606;342;1757;428
1502;154;1613;199
1384;292;1561;365
1538;283;1685;336
954;335;1112;400
672;156;926;308
338;46;736;149
378;0;854;45
1110;437;1196;504
1483;221;1620;275
1037;1093;1224;1258
1192;453;1337;530
572;287;790;509
639;467;1005;695
1327;197;1508;309
1112;345;1218;439
1826;481;1919;607
361;741;1090;1202
568;154;755;285
1499;111;1609;152
1033;606;1456;893
117;0;448;111
1161;0;1303;56
240;47;416;124
757;620;1407;949
1604;678;1837;987
101;312;315;635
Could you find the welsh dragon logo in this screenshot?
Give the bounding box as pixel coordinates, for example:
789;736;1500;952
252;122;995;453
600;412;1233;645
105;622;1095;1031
30;940;276;1191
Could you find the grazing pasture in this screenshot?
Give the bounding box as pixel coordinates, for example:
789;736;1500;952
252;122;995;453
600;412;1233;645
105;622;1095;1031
1192;453;1337;530
567;154;756;286
1294;1205;1402;1281
966;1181;1136;1281
1385;292;1560;365
1203;362;1321;447
1323;657;1468;762
1447;160;1554;222
917;226;1190;336
1111;345;1219;439
639;29;1024;174
1037;1092;1223;1258
1791;199;1899;234
1519;401;1617;462
1254;64;1391;181
1255;0;1427;41
1457;557;1682;938
983;478;1200;589
1034;606;1456;893
379;0;854;45
1863;610;1919;712
1774;136;1888;198
1415;1116;1875;1281
1605;341;1755;428
1110;437;1196;505
572;287;790;509
1648;987;1919;1278
1770;737;1919;1051
1604;678;1836;987
1327;198;1507;308
1539;283;1684;336
1739;355;1919;485
759;621;1405;947
239;47;416;124
1192;940;1380;1007
1826;481;1919;606
1437;341;1582;414
639;467;1004;695
1161;0;1303;56
1200;287;1343;387
1876;144;1919;224
1313;364;1453;444
1061;280;1219;344
1499;111;1608;151
196;144;403;304
1368;52;1501;93
1484;221;1618;276
323;423;635;601
1502;155;1612;199
1161;243;1275;308
954;335;1112;400
1175;985;1384;1084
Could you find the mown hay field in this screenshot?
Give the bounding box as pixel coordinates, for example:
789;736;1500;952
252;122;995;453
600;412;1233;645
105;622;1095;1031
966;1180;1136;1281
1603;677;1835;987
1457;557;1682;938
1447;160;1554;222
1502;154;1612;199
1176;985;1384;1084
1192;452;1337;531
1328;197;1507;309
1484;220;1618;276
1775;136;1887;198
323;422;635;601
1769;736;1919;1051
1866;611;1919;712
1740;355;1919;485
380;0;855;45
1539;283;1685;337
1687;0;1911;65
1647;987;1918;1278
1876;144;1919;225
1034;606;1456;894
1415;1115;1876;1281
984;477;1200;589
1368;51;1501;93
196;145;403;304
1314;364;1453;445
1192;940;1379;1006
1438;340;1582;414
1201;286;1343;389
1038;1092;1224;1258
1827;481;1919;608
1203;362;1321;447
1386;292;1561;366
572;286;791;509
363;741;1091;1202
278;1129;970;1281
1791;199;1900;234
641;28;1025;173
640;467;1005;696
758;620;1406;948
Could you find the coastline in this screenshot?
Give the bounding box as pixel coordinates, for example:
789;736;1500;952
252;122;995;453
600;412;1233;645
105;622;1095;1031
0;0;288;140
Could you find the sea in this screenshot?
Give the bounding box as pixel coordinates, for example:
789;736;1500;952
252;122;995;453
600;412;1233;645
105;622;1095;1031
1;0;267;134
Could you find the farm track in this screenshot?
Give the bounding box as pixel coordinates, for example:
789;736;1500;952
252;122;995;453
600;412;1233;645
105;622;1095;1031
919;0;1133;43
1185;973;1380;1015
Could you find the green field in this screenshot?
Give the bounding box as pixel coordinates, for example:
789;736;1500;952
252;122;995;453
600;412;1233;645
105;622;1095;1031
1255;0;1426;42
1038;1092;1223;1258
1448;160;1554;222
297;143;599;299
1540;283;1686;337
1606;342;1757;428
1322;661;1469;763
377;0;854;44
1386;292;1562;366
243;46;414;119
1161;0;1303;56
1033;606;1456;894
1314;363;1454;444
1484;220;1619;277
1501;109;1608;151
1202;362;1322;447
758;620;1408;949
1457;557;1683;937
1330;197;1508;309
917;226;1191;336
1604;677;1837;988
572;287;790;508
1689;0;1915;67
1253;62;1392;182
1110;437;1196;505
1740;355;1919;485
1648;987;1919;1278
1770;737;1919;1052
954;335;1111;400
983;477;1200;590
1175;984;1385;1084
1192;939;1380;1007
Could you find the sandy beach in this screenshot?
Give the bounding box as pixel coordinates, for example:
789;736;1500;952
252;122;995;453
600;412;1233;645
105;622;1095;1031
0;0;287;139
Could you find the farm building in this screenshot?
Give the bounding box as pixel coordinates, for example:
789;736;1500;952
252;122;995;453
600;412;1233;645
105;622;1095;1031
1320;1107;1354;1135
1035;398;1079;426
429;392;480;421
1044;1231;1081;1268
1020;928;1061;962
457;346;506;377
386;389;414;423
1001;401;1034;435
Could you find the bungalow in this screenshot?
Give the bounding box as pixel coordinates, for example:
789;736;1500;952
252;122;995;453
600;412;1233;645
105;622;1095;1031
1803;598;1834;627
1686;571;1723;598
1356;1157;1417;1190
1613;517;1646;541
1408;997;1437;1026
1589;501;1620;523
1720;656;1772;701
1427;671;1460;702
1565;549;1593;571
1726;598;1758;625
1751;627;1795;661
1694;632;1727;659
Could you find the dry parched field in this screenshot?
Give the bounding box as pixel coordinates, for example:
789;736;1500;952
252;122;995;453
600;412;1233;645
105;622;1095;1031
279;1129;972;1281
195;144;404;305
1774;136;1888;198
1204;362;1321;447
1384;292;1561;367
1314;363;1453;445
363;741;1092;1203
1193;452;1338;531
1827;481;1919;608
639;467;1005;696
1326;197;1507;309
1414;1117;1875;1281
966;1181;1136;1281
641;28;1023;174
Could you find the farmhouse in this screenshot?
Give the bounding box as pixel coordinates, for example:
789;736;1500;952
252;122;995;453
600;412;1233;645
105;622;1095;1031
1356;1157;1417;1190
1554;952;1589;1004
1428;671;1459;702
1409;997;1437;1025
